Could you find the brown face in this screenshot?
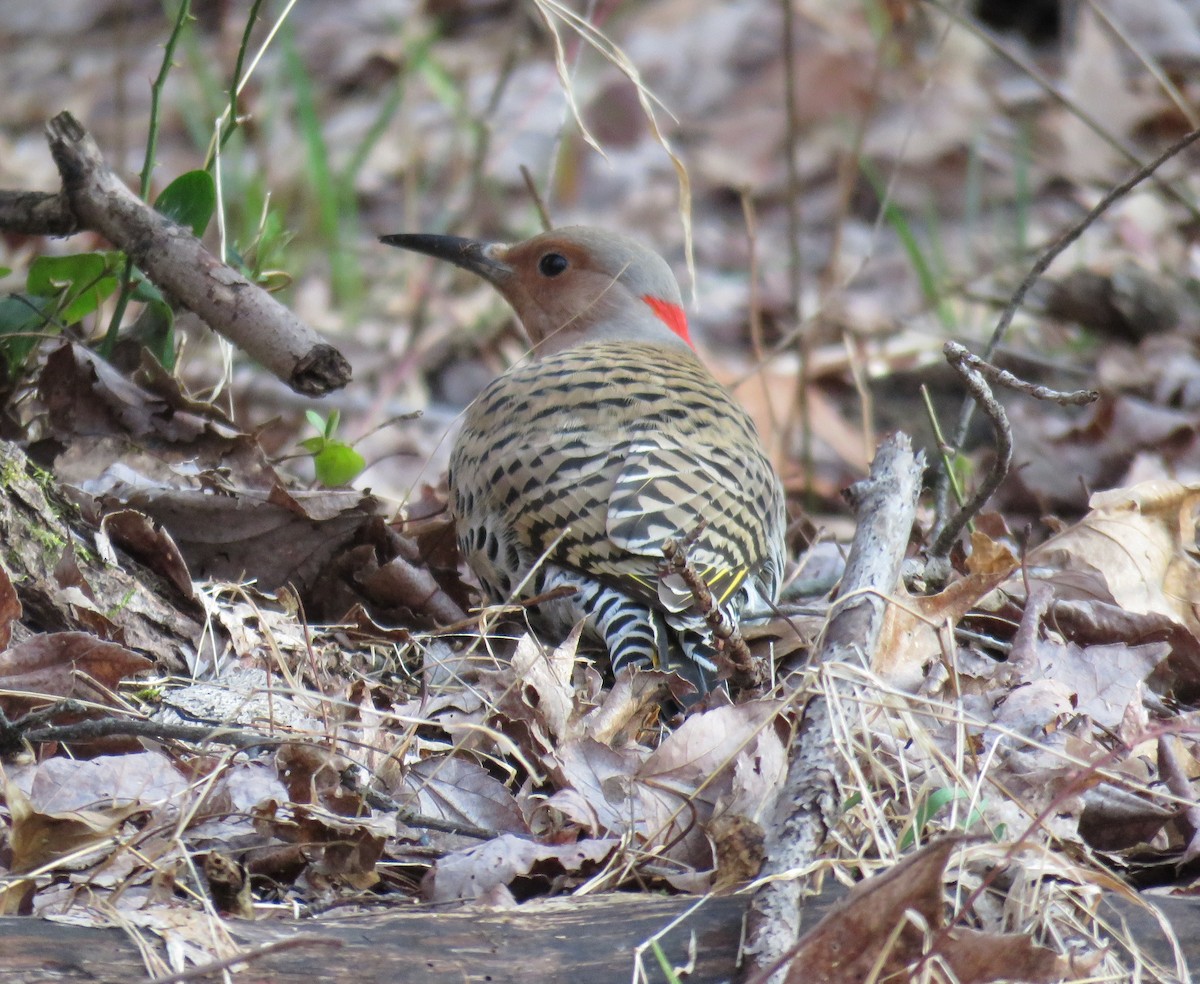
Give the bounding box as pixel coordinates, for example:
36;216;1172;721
498;235;625;284
382;226;690;351
489;235;639;345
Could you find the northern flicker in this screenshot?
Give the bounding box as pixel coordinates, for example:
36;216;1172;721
382;226;786;694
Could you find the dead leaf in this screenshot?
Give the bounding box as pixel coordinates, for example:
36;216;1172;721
99;509;195;601
877;531;1017;688
708;813;765;891
116;485;382;599
1078;781;1175;852
538;702;786;875
781;839;1090;983
1006;398;1200;514
1057;4;1160;183
0;632;153;715
4;771;145;874
491;626;585;751
1028;481;1200;639
423;833;620;902
396;755;528;838
39;342;278;491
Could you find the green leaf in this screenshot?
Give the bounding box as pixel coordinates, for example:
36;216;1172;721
0;294;54;378
0;267;11;278
138;299;177;371
61;276;118;325
154;169;217;237
130;276;166;304
304;409;326;433
26;252;119;325
27;253;106;296
313;442;366;488
897;787;978;851
648;941;681;984
0;294;52;334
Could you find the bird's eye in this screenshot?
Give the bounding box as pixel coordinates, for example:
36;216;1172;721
538;252;569;277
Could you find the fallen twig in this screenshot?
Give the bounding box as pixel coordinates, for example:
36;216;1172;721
740;433;923;983
661;531;760;685
15;701;497;841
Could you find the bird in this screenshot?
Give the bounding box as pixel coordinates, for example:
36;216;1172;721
381;226;787;696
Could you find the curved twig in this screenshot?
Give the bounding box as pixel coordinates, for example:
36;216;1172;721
929;342;1099;566
931;122;1200;537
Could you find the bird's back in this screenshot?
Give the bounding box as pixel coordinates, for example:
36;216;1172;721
449;340;785;615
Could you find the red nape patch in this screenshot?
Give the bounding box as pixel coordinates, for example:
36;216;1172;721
642;295;693;348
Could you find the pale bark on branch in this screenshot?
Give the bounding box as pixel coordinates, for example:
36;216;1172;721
741;432;924;982
0;112;351;397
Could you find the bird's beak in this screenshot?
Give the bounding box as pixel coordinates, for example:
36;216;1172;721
380;233;513;284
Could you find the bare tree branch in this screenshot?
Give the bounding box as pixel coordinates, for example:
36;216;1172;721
0;112;351;397
741;433;924;983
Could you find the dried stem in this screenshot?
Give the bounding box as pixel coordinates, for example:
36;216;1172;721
520;164;554;232
661;532;759;685
104;0;194;353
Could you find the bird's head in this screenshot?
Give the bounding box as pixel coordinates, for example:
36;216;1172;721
382;225;692;356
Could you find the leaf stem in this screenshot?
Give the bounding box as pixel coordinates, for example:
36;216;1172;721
102;0;193;356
